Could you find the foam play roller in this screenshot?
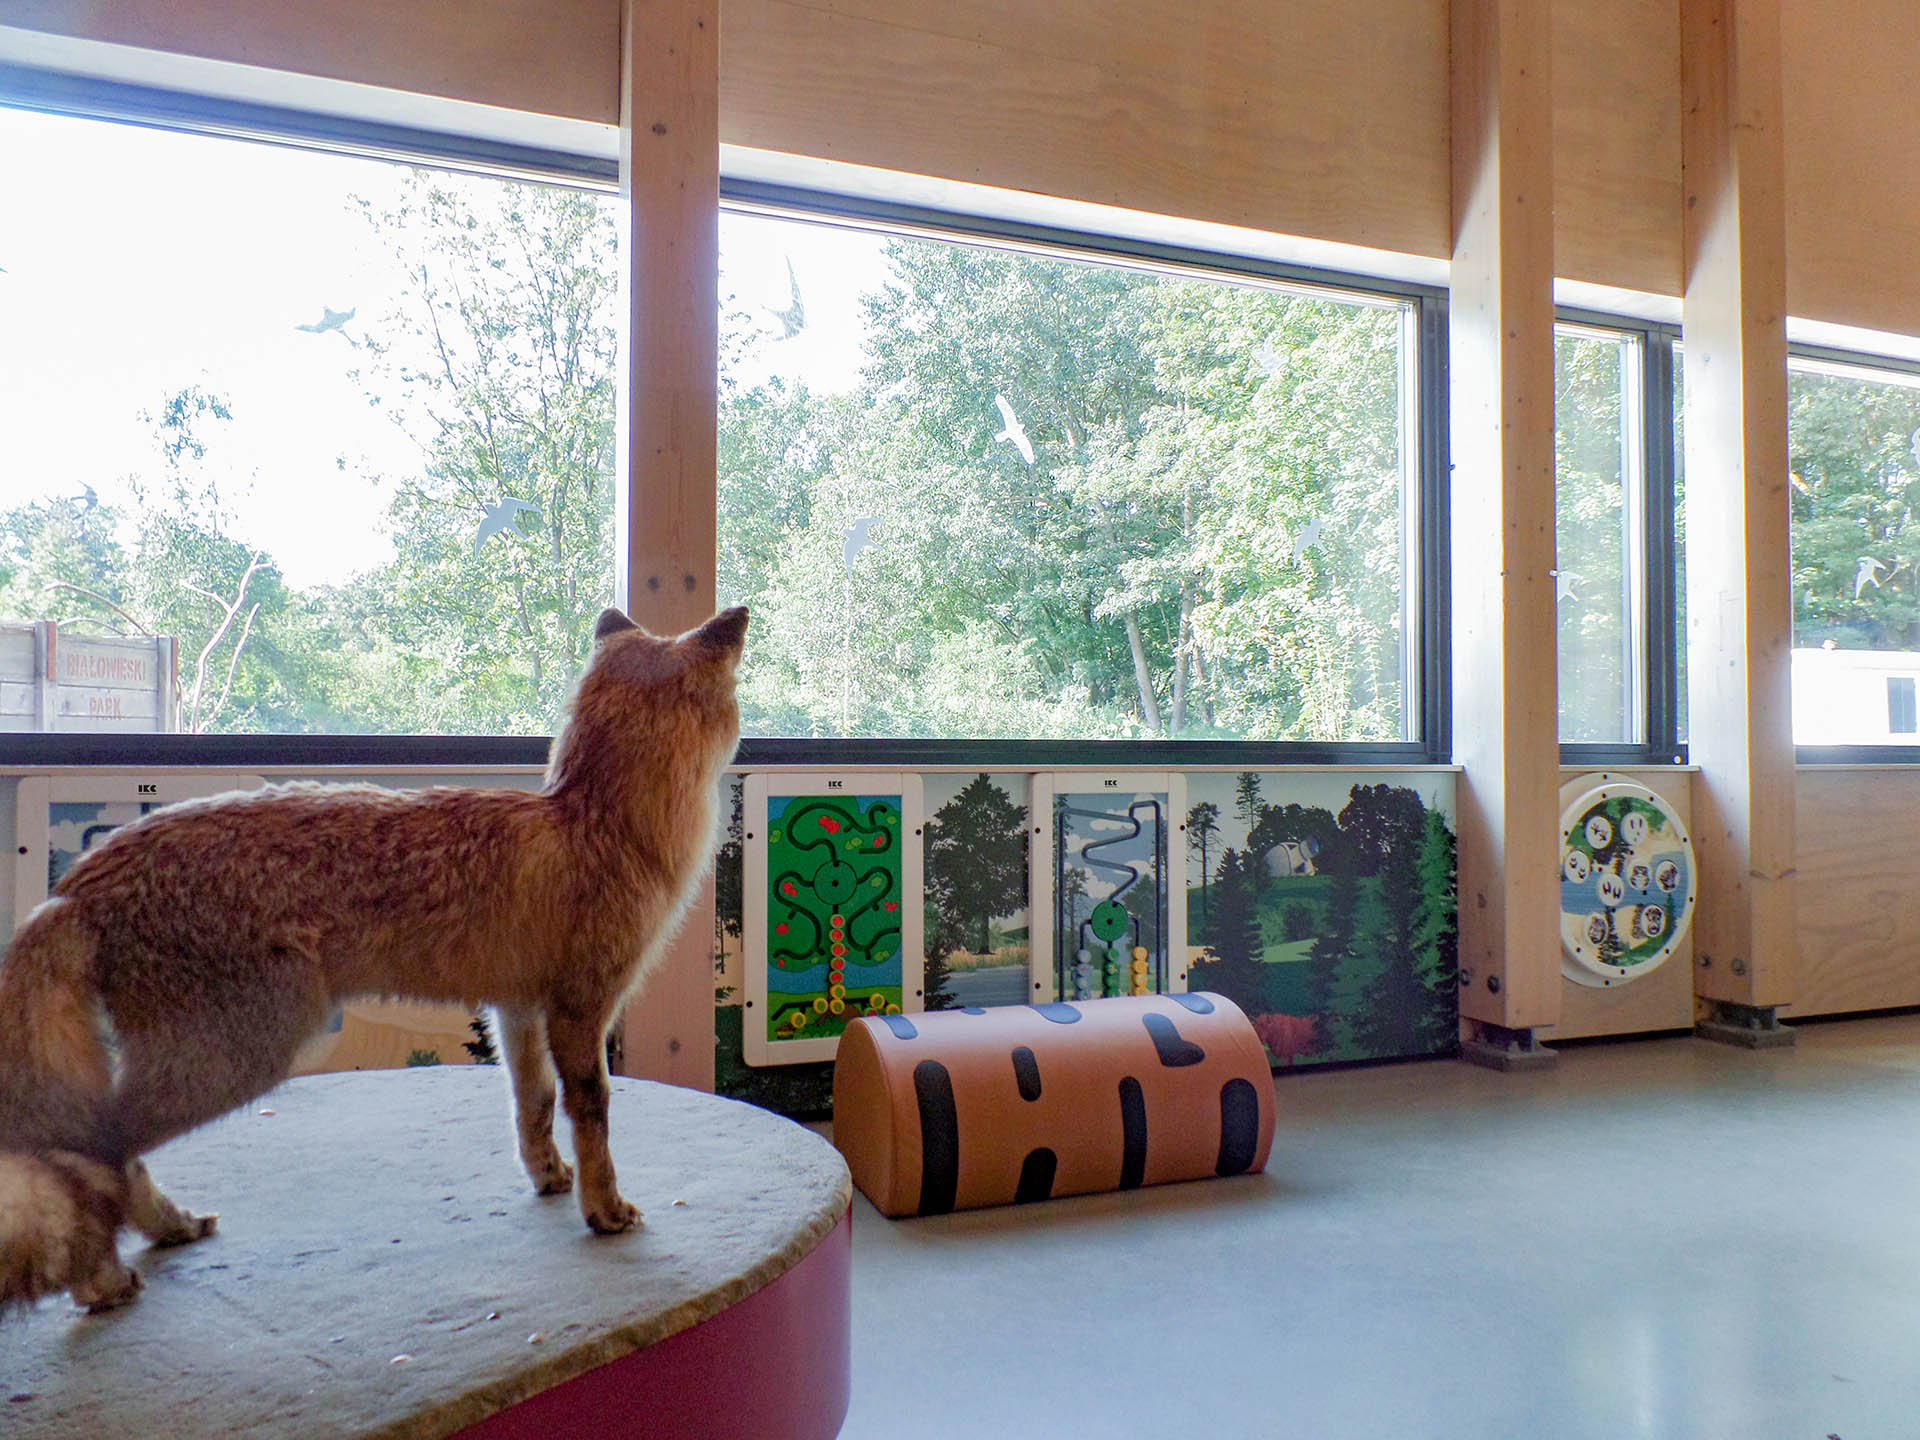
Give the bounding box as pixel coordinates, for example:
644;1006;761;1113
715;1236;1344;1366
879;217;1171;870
831;992;1275;1217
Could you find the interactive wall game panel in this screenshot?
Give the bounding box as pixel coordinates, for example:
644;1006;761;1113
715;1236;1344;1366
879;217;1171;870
1037;773;1187;1004
718;767;1458;1088
1557;772;1697;988
743;773;925;1065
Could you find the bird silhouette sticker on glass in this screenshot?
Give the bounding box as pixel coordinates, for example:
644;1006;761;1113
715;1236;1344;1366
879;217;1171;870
993;393;1036;465
294;306;355;337
473;497;541;556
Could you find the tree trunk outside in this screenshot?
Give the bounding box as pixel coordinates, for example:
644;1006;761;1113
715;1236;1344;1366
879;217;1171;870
1125;612;1162;734
1170;589;1191;735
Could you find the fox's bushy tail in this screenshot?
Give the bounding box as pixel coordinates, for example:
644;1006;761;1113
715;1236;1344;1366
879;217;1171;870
0;899;124;1313
0;1150;127;1312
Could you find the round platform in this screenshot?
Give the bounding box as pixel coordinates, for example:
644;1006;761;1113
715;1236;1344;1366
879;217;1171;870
1;1068;852;1440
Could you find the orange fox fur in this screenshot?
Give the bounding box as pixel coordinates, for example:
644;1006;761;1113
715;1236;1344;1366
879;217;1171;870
0;605;746;1313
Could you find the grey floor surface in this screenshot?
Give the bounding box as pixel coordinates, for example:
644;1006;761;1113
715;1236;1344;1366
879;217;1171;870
833;1014;1920;1440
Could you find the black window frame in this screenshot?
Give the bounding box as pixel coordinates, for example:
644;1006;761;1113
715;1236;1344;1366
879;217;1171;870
715;181;1453;769
0;68;1457;770
1554;309;1685;770
0;63;613;768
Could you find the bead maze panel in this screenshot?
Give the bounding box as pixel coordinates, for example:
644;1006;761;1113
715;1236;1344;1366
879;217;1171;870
743;774;924;1066
1045;774;1188;1003
1182;771;1458;1069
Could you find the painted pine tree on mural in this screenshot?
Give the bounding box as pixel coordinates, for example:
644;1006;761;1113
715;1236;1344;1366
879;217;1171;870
1197;847;1266;1005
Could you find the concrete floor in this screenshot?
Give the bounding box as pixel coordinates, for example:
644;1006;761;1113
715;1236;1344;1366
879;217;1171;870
834;1014;1920;1440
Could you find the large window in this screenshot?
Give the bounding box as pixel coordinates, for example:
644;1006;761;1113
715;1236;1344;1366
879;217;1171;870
1554;319;1680;757
0;102;619;737
1555;324;1642;743
4;94;1440;753
1787;353;1920;747
717;204;1430;744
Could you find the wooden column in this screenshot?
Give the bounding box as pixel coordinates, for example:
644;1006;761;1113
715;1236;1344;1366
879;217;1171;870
615;0;720;1089
1680;0;1796;1044
1449;0;1562;1067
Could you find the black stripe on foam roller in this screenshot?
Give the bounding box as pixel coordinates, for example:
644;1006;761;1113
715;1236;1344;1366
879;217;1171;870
913;1060;960;1216
1118;1076;1147;1190
1170;992;1215;1014
883;1014;919;1040
1142;1012;1206;1067
1011;1046;1042;1101
1014;1148;1057;1204
1216;1077;1261;1176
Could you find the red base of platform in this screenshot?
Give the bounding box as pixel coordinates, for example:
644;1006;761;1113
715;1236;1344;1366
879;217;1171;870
453;1207;852;1440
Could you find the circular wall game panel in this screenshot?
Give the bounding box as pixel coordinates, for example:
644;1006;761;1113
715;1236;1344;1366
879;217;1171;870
1559;774;1695;988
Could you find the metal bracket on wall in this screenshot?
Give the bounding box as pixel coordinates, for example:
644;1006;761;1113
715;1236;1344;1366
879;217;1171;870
1460;1020;1559;1073
1695;1000;1796;1050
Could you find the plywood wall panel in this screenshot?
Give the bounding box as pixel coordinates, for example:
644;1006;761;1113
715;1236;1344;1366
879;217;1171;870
719;0;1454;261
1783;2;1920;337
9;0;1690;298
1794;768;1920;1017
1553;0;1682;297
4;0;622;122
18;0;1920;342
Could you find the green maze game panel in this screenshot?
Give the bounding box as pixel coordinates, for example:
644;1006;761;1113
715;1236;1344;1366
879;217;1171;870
763;793;907;1046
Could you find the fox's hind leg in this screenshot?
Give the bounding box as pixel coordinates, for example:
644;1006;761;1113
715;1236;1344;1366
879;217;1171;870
125;1159;217;1247
494;1005;573;1195
546;1007;638;1235
68;1248;142;1313
106;947;330;1157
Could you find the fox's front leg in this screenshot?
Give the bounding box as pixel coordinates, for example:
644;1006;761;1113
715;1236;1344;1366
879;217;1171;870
494;1006;573;1196
547;1009;638;1235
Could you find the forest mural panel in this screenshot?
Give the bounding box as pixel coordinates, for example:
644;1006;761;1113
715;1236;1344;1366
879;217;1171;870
712;767;1458;1117
1184;772;1457;1068
923;773;1033;1011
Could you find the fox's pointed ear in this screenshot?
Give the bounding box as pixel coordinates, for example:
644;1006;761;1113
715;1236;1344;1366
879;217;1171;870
594;608;639;642
693;606;749;652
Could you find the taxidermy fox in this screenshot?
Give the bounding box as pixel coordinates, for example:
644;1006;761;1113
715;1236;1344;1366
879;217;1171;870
0;605;747;1313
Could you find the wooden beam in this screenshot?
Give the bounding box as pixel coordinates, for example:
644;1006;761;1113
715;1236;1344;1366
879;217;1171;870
1449;0;1562;1043
1679;0;1795;1013
616;0;720;1089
